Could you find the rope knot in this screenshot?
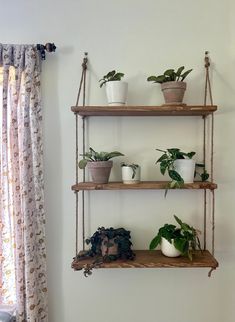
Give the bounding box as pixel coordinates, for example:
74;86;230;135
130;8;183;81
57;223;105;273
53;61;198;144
204;51;210;68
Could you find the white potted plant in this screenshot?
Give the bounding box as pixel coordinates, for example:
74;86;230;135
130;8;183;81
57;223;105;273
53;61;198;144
121;163;140;184
149;215;202;260
78;147;124;183
147;66;193;105
155;148;209;196
99;70;128;106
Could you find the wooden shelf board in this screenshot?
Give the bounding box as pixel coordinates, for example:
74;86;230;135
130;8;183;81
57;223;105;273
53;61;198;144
71;250;218;270
71;105;217;116
72;181;217;191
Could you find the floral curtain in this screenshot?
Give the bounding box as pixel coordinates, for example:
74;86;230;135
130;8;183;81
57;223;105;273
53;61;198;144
0;44;48;321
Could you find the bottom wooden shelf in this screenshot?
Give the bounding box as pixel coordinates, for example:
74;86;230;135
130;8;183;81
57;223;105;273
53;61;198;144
72;250;218;275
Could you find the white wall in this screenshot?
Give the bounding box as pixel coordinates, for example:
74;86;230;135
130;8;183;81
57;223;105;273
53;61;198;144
1;0;235;321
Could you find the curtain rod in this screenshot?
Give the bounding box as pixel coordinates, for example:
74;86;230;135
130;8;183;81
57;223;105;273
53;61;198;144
36;43;56;60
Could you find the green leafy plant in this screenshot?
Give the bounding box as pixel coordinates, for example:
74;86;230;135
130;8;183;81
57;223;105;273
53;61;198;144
147;66;193;84
99;70;125;88
121;162;139;179
156;148;196;193
78;147;124;169
149;215;202;260
195;163;210;182
76;227;135;276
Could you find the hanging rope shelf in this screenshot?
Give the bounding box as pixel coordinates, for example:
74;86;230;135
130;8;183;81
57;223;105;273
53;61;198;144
71;52;218;277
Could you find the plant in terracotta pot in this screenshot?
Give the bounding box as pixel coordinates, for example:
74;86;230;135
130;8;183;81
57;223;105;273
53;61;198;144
149;215;202;260
99;70;128;106
121;162;141;184
76;227;135;276
79;147;124;183
147;66;193;105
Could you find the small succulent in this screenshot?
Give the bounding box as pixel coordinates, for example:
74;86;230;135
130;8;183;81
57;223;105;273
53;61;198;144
147;66;193;84
121;162;139;179
99;70;124;88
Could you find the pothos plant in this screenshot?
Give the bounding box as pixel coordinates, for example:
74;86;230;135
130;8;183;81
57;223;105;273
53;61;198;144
99;70;125;88
78;147;124;169
149;215;202;260
121;162;139;179
156;148;209;195
147;66;193;84
76;227;135;277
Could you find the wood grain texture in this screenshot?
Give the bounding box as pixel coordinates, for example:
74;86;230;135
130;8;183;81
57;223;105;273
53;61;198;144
72;181;217;191
71;250;218;270
71;105;217;116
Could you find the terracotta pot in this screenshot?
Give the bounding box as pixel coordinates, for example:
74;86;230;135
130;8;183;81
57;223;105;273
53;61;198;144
161;81;186;105
101;237;118;257
87;161;113;183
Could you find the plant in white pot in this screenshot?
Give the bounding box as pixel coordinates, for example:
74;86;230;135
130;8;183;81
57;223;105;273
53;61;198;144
99;70;128;106
121;163;141;184
147;66;193;105
79;147;124;183
155;148;209;196
149;215;202;260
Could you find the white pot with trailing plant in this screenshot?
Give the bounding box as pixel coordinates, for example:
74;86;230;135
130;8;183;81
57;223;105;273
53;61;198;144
78;147;124;184
155;148;209;196
149;215;202;260
99;70;128;106
147;66;193;105
121;163;140;184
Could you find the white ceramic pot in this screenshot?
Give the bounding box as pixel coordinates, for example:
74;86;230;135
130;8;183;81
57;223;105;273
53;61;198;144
174;159;196;183
122;166;140;184
105;81;128;106
161;237;181;257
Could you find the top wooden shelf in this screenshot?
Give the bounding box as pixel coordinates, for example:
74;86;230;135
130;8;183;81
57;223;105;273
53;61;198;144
71;105;217;116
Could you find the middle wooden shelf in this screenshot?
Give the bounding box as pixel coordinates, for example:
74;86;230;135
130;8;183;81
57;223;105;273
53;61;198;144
72;181;217;192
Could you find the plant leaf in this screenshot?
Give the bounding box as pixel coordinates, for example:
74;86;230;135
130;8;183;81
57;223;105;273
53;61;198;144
168;170;183;182
106;70;116;78
201;171;209;181
186;151;196;159
160;160;169;175
106;151;124;160
149;234;161;250
156;153;168;163
181;69;193;81
176;66;185;77
78;159;88;169
147;76;158;82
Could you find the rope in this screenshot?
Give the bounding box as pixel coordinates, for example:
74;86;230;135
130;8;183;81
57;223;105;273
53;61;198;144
204;51;214;106
203;51;215;256
75;53;88;256
212;189;215;256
